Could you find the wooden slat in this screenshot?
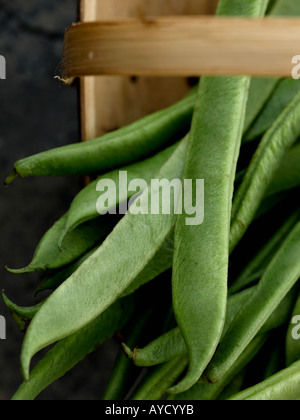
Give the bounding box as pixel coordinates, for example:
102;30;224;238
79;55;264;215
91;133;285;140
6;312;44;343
79;0;218;142
64;17;300;80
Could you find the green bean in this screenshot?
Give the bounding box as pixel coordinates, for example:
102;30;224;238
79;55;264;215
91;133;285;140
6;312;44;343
228;360;300;400
286;293;300;366
5;91;195;184
266;141;300;197
20;138;187;381
123;285;295;368
12;297;135;401
206;222;300;383
230;90;300;253
102;309;153;401
2;293;45;333
6;213;116;274
260;286;298;334
36;247;98;293
229;210;299;295
245;79;300;142
170;0;270;394
4;73;280;185
170;335;269;401
60;144;175;244
130;357;188;401
38;235;174;299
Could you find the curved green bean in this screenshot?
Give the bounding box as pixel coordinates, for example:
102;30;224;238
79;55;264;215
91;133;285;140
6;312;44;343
60;144;175;244
38;235;174;299
4;73;280;185
229;360;300;400
20;138;187;381
170;0;270;394
2;293;45;333
206;222;300;383
230;90;300;253
5;91;195;183
6;213;116;274
36;246;98;293
286;293;300;366
12;297;135;401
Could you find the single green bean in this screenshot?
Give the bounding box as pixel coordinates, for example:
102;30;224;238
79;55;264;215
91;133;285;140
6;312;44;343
5;91;195;183
230;90;300;253
206;222;300;383
130;357;188;401
4;73;281;185
38;235;174;299
286;292;300;366
170;335;268;401
6;213;116;274
229;360;300;400
20;138;187;381
170;0;270;394
245;79;300;142
12;296;135;401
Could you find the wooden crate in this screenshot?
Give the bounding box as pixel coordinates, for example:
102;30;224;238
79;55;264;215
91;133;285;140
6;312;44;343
79;0;218;141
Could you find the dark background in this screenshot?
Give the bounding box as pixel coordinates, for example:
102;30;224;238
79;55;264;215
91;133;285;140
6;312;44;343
0;0;117;400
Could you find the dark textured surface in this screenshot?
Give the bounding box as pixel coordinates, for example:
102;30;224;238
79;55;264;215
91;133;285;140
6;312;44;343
0;0;117;400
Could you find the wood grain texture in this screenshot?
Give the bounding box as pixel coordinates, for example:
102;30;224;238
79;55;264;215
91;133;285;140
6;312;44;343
79;0;218;141
65;17;300;79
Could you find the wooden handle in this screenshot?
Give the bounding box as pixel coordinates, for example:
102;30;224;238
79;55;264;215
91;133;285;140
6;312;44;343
62;17;300;81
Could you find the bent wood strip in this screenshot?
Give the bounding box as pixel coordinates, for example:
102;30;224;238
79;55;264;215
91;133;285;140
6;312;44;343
63;17;300;79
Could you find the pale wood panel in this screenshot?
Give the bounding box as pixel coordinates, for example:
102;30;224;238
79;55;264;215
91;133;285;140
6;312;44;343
80;0;218;141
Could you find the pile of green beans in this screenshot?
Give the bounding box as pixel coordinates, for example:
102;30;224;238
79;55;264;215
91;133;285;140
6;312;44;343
3;0;300;401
